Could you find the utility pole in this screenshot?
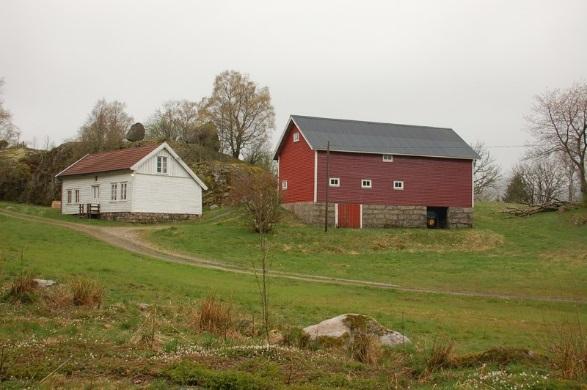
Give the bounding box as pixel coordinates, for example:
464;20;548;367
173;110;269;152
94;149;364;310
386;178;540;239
324;141;330;232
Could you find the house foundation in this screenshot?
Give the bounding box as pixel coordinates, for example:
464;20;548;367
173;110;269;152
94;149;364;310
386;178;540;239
99;212;200;223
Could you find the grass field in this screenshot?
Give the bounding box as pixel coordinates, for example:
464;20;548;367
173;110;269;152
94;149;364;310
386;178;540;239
0;202;586;387
147;202;587;299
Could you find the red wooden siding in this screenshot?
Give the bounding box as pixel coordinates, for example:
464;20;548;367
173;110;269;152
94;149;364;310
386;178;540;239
278;123;315;203
337;203;361;228
316;152;473;208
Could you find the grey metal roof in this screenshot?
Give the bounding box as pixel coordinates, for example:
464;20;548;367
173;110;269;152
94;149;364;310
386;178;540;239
278;115;478;160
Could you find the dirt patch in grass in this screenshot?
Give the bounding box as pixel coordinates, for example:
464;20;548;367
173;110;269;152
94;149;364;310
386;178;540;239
539;247;587;267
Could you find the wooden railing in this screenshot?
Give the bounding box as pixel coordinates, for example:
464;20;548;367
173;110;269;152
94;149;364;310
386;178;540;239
78;203;100;219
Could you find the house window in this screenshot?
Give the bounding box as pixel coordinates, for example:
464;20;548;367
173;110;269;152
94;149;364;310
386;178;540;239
74;189;80;204
361;179;372;189
293;132;300;143
329;178;340;187
66;190;72;204
120;182;127;200
157;156;168;174
281;180;288;190
111;183;118;201
393;180;404;190
382;154;394;162
92;185;100;200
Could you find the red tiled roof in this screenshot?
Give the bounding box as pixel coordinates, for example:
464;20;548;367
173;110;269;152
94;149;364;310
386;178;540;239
57;143;160;177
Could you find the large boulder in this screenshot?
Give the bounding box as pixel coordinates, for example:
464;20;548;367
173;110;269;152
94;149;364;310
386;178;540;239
303;314;410;347
126;123;146;142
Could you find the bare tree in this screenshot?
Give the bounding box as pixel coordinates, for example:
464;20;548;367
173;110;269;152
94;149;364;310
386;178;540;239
200;71;275;160
517;156;566;205
527;83;587;205
230;169;281;342
79;99;133;152
472;141;501;199
0;78;20;146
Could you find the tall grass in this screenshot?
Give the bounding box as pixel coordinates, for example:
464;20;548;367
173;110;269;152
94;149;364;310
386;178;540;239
195;296;232;337
6;271;37;303
348;332;382;364
549;320;587;380
70;277;104;308
425;338;455;371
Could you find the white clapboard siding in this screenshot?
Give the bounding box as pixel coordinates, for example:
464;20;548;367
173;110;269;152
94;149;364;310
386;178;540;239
131;173;202;214
135;149;189;177
61;172;133;214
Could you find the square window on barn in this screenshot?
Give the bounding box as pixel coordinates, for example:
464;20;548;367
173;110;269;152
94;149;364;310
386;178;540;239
66;190;72;204
111;183;118;201
382;154;394;162
393;180;404;190
329;178;340;187
120;182;127;200
281;180;288;190
74;189;80;203
157;156;168;174
361;179;372;189
293;132;300;143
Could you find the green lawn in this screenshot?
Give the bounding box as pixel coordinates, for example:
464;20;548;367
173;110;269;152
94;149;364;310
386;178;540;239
146;202;587;300
1;206;586;387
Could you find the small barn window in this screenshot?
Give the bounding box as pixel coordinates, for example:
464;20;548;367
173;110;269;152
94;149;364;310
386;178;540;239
393;180;404;190
66;190;72;204
111;183;118;201
293;132;300;143
329;178;340;187
157;156;168;174
120;182;127;200
281;180;288;190
361;179;372;189
74;189;80;203
382;154;394;162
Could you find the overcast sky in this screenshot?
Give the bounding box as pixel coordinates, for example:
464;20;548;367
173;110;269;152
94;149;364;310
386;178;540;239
1;0;586;170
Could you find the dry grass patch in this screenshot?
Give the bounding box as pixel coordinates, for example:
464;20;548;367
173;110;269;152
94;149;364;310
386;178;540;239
370;230;504;253
348;332;382;365
5;271;37;304
425;338;455;371
70;277;104;308
194;296;233;337
549;320;587;380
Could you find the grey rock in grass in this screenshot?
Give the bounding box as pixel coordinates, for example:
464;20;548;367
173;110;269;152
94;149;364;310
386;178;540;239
33;279;56;288
303;313;410;347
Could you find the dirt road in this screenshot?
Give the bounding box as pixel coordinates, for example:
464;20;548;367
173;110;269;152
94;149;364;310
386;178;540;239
1;208;585;304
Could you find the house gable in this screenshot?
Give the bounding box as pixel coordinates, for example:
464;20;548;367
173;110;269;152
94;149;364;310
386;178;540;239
277;122;315;203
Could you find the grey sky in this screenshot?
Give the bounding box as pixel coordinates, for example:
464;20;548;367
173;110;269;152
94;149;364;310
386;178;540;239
1;0;586;170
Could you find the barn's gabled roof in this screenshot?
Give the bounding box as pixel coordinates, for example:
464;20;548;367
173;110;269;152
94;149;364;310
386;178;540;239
274;115;479;160
56;144;159;177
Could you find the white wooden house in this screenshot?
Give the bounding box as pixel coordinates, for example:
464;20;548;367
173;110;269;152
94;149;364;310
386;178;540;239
55;142;208;221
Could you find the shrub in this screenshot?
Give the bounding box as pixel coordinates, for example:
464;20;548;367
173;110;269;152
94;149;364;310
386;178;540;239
196;296;232;336
167;361;272;389
70;278;103;308
5;271;37;304
282;327;314;350
425;338;455;371
349;332;382;365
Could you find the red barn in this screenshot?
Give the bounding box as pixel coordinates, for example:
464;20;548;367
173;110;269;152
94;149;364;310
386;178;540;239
273;115;479;228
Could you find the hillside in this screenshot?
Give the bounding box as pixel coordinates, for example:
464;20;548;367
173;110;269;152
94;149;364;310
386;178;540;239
0;202;586;387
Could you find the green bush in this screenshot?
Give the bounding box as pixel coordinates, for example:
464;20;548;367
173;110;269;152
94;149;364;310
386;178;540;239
167;361;272;390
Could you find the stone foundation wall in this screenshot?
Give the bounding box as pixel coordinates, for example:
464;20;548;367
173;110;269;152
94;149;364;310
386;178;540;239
362;205;427;228
447;207;473;228
100;212;200;223
281;202;335;226
283;202;474;229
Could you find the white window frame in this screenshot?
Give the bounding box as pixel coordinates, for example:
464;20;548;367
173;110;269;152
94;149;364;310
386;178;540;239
293;132;300;143
329;177;340;187
92;185;100;200
393;180;404;190
74;189;80;204
111;183;118;201
120;182;127;200
361;179;372;189
382;154;394;162
157;156;168;174
66;190;72;204
281;180;288;190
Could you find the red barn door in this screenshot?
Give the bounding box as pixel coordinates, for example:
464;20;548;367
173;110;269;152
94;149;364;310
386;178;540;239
337;203;361;228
